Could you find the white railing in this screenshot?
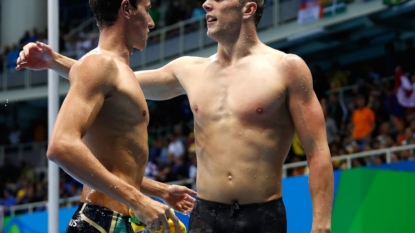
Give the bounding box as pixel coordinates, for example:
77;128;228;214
282;143;415;177
3;144;414;217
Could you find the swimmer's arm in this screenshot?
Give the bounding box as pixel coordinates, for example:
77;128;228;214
141;177;170;198
47;55;146;209
49;52;76;78
16;42;75;78
141;178;196;213
285;55;333;232
134;58;190;100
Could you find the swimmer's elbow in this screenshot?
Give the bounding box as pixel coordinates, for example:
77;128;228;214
46;139;72;163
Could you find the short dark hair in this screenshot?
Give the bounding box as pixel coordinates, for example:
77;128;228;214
89;0;139;28
240;0;265;27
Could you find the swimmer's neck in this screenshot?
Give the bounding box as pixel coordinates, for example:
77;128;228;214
216;27;261;64
97;27;133;64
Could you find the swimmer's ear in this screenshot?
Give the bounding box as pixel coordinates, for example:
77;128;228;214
242;1;257;21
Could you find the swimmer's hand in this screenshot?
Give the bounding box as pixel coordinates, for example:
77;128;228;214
131;194;181;233
129;208;186;233
162;185;197;214
16;42;54;71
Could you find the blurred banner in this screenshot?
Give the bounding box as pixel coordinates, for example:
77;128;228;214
298;0;346;24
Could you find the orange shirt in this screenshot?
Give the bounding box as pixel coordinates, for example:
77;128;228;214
352;107;375;139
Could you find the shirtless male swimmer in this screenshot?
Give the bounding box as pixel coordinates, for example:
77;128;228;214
15;0;197;232
17;0;333;232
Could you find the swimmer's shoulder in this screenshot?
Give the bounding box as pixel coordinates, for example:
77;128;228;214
170;56;209;67
69;50;118;85
278;53;313;87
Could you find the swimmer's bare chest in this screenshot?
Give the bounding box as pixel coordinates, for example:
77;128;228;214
187;61;289;127
83;69;150;173
184;59;294;203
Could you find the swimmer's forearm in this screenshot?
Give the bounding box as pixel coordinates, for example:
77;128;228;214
308;154;333;231
50;52;76;79
141;177;169;198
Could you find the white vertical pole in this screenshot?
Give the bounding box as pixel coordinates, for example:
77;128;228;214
48;0;60;232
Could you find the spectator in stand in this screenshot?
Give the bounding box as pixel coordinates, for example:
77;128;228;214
165;0;183;26
144;160;159;180
149;1;161;29
329;62;349;90
7;44;20;71
191;0;205;19
1;188;16;216
148;137;162;164
410;120;415;137
351;94;376;147
322;102;337;144
8;124;21;145
376;122;393;147
396;71;415;109
291;133;306;162
167;133;185;159
19;31;31;45
401;128;415;145
170;155;189;181
27;28;39;43
393;118;407;144
328;93;348;129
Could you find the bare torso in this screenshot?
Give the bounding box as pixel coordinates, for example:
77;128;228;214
177;45;295;204
78;53;149;215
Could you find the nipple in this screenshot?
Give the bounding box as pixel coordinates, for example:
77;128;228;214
142;110;147;117
256;107;264;114
194;105;199;112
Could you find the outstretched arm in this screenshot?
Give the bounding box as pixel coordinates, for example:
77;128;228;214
134;58;187;100
16;42;75;78
16;42;186;100
285;55;333;232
